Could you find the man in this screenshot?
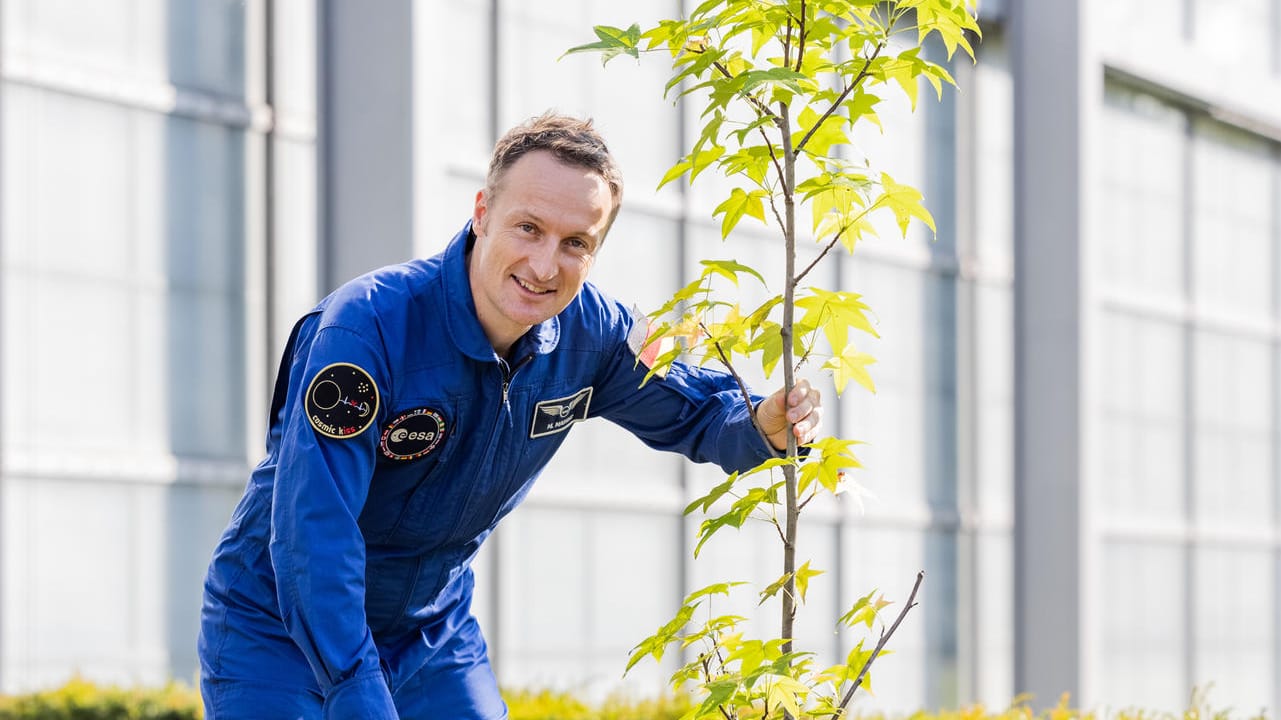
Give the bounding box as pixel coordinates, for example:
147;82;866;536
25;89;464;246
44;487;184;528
198;113;822;719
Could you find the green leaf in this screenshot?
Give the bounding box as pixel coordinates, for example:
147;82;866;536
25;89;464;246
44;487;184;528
838;590;893;630
795;288;879;357
798;436;865;495
725;638;769;677
684;580;747;606
561;24;642;65
823;344;877;395
657;158;693;190
697;679;739;716
720;145;777;186
699;258;767;287
794;561;824;603
626;602;695;673
913;0;982;60
712;187;768;239
844;88;884;133
872;47;928;110
879;172;936;237
747;321;783;378
793;105;850;157
764;675;807;718
640;344;684;386
688;145;727;184
684;473;739;515
693;481;784;557
758;572;793;605
739;66;807;95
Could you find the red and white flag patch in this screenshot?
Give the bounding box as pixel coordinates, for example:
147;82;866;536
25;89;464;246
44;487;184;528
627;305;674;378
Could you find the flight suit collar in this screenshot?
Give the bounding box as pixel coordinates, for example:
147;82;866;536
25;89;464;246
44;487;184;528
441;221;561;362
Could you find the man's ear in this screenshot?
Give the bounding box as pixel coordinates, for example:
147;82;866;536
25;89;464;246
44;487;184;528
472;189;488;235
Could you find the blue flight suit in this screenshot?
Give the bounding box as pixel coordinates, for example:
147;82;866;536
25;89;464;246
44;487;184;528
198;223;775;719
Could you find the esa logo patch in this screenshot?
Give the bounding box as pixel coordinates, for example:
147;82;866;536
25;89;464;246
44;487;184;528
305;362;379;439
530;386;593;438
380;407;447;461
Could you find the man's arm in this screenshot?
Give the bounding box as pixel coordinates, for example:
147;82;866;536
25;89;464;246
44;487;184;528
268;321;400;720
587;301;822;472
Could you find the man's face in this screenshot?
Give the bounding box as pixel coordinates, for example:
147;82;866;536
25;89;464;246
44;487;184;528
469;150;613;355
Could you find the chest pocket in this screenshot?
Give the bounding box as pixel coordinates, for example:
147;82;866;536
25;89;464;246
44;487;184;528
358;399;459;544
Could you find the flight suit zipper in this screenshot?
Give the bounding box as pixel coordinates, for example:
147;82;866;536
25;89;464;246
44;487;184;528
443;354;534;543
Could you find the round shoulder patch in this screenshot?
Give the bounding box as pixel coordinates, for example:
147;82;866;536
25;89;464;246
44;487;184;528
305;362;379;439
380;407;448;461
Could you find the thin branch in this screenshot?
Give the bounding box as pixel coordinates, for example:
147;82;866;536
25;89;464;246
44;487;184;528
794;0;808;73
758;125;788;201
783;17;792;69
794;225;849;287
712;59;780;122
766;188;787;238
793;41;885;158
702;323;781;458
771;516;787;545
691;46;789;195
834;571;926;717
798;489;819;511
794;195;887;286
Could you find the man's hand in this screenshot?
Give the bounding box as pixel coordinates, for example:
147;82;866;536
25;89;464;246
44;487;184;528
755;378;823;452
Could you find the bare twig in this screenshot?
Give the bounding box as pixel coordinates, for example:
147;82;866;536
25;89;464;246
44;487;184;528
793;42;885;157
834;571;926;717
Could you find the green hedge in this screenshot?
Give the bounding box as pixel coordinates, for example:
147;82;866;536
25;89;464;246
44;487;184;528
0;678;201;720
0;680;1267;720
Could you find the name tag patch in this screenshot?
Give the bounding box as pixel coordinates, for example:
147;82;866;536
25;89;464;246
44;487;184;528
530;387;593;438
381;407;448;461
305;362;379;439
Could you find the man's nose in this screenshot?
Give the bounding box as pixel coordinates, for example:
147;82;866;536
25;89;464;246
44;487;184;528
528;239;558;280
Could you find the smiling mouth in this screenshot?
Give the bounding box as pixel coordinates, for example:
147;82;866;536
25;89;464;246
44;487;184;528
514;276;555;295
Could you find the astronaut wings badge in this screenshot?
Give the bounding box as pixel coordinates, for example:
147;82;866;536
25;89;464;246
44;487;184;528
530;387;593;438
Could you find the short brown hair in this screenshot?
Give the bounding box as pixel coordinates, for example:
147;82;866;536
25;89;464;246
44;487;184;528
486;112;624;235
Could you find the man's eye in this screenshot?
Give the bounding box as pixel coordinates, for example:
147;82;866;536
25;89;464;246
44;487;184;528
519;223;536;233
567;238;588;251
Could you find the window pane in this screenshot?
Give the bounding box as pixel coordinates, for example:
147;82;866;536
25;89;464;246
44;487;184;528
1099;85;1186;301
166;0;249;99
1193;331;1273;527
1191;120;1273;319
1193;547;1274;713
973;31;1014;271
1099;312;1185;522
975;283;1013;519
1101;541;1187;713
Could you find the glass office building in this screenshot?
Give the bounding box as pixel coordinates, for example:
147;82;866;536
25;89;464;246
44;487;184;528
0;0;1278;714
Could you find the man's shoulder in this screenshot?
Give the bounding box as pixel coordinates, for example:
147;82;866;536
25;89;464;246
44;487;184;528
318;258;442;330
559;281;634;348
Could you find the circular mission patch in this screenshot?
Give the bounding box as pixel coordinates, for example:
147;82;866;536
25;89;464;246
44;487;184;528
305;362;379;439
380;407;448;461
